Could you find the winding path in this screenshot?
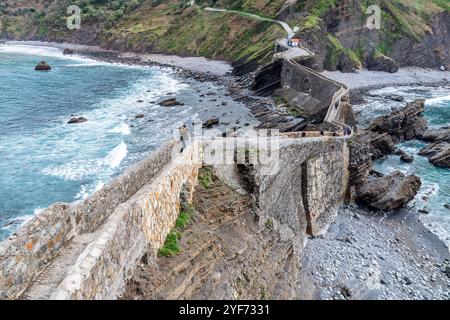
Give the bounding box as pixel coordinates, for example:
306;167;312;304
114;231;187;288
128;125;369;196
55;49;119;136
204;7;313;60
204;6;350;133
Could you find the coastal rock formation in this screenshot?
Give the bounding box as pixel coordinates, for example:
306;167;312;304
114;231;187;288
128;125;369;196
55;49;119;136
368;100;427;143
202;117;219;128
35;61;51;71
419;126;450;143
348;137;372;186
358;131;396;160
67;116;87;124
355;171;421;211
367;54;399;73
63;48;74;55
252;59;282;96
419;141;450;168
158;98;184;107
400;153;414;163
357;100;428;160
385;94;405;102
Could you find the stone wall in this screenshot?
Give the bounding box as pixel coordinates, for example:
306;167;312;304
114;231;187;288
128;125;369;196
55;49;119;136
0;140;179;299
1;134;349;300
253;137;349;239
213;136;350;247
50;142;202;299
281;59;343;110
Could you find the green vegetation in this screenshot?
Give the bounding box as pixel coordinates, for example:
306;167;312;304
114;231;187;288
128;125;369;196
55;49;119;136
158;231;181;257
274;95;304;117
299;0;338;30
324;34;361;70
198;166;214;189
158;204;195;257
175;205;195;229
1;0;448;66
265;218;273;230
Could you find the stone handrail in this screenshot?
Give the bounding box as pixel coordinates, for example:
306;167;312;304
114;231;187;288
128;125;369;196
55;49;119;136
0;140;181;299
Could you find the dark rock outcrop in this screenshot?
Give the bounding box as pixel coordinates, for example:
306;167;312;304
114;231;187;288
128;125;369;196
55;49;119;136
67;116;87;124
355;171;421;211
368;99;427;143
348;138;373;186
158;98;184;107
367;54;399;73
400;153;414;163
252;59;282;96
358;131;396;160
418;126;450;143
385;94;405;102
35;61;51;71
418;141;450;168
63;48;74;55
202;117;219;128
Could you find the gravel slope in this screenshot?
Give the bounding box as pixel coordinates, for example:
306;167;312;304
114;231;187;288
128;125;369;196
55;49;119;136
298;206;450;300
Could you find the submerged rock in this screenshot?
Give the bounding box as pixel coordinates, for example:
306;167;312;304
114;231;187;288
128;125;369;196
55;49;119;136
67;116;88;124
158;98;184;107
355;171;421;211
385;94;405;102
400;153;414;163
35;61;51;71
63;48;74;55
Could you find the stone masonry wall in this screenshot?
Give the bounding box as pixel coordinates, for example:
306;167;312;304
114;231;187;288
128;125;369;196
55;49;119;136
50;142;202;299
251;137;349;241
281;60;343;109
214;136;350;256
0;140;178;299
1;135;349;300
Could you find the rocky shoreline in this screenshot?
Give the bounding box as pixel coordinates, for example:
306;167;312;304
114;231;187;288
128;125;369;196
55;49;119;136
298;205;450;300
5;41;449;300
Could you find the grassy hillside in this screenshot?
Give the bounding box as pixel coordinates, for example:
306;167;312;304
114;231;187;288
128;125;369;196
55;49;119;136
0;0;448;67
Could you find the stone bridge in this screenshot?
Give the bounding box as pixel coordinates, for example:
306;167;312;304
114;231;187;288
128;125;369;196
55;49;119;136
0;38;356;300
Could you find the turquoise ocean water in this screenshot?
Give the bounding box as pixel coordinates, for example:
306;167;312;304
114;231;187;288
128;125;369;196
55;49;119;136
354;85;450;245
0;44;252;240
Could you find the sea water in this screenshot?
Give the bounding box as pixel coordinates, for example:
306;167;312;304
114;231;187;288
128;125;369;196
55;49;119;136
0;43;255;240
354;85;450;245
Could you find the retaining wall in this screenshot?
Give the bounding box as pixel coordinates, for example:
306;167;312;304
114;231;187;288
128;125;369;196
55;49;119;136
0;140;181;299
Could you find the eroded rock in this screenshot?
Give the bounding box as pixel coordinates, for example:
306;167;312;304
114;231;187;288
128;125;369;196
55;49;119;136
67;116;88;124
419;141;450;168
355;171;421;211
367;54;399;73
158;98;185;107
35;61;51;71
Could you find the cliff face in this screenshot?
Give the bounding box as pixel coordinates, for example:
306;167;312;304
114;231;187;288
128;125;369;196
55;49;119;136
296;0;450;72
1;1;448;71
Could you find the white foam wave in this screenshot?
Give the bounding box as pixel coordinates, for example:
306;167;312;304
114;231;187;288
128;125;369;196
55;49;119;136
111;123;131;135
426;94;450;105
0;44;98;64
75;181;105;201
104;142;127;169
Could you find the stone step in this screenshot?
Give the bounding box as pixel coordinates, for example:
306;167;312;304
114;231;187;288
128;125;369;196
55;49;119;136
20;233;97;300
